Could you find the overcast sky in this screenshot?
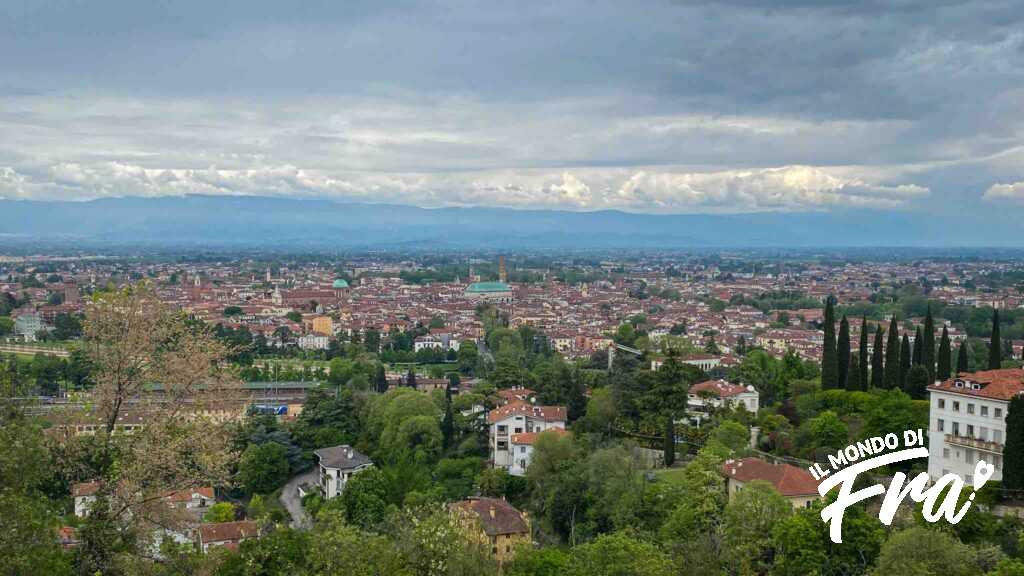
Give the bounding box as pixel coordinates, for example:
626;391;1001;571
2;0;1024;215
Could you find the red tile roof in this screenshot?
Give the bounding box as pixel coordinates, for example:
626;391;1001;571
198;521;258;544
928;368;1024;401
511;427;567;446
487;400;566;424
165;487;214;503
451;497;529;536
690;379;751;399
72;481;101;497
721;457;818;497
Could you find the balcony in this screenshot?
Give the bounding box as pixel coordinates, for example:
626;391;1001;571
945;434;1003;454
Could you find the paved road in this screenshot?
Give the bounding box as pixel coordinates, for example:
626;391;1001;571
280;469;318;530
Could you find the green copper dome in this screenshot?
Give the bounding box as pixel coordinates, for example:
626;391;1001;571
466;281;511;293
332;278;349;288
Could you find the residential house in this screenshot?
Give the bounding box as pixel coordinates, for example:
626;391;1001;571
314;444;373;499
721;457;819;509
509;428;569;476
72;481;101;517
197;520;259;552
488;401;566;473
450;497;530;564
688;379;760;414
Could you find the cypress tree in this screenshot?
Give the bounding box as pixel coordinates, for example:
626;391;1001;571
956;340;970;374
664;415;676;467
847;353;861;392
922;305;936;383
871;325;885;389
900;334;912;389
374;364;388;394
837;315;851;390
821;298;839;389
1003;396;1024;491
937;326;952;381
406;369;417;389
990;309;1002;370
884;316;901;389
904;365;930;400
858;317;870;391
913;327;923;366
441;396;455;450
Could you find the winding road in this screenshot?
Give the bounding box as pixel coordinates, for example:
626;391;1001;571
279;469;318;530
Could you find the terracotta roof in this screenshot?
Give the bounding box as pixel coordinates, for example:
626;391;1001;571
198;520;258;544
928;368;1024;401
487;400;566;424
72;481;101;497
511;427;567;446
451;497;529;536
721;457;818;497
690;379;752;399
165;487;214;503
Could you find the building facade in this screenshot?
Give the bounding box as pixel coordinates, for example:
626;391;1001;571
488;401;566;474
314;445;373;499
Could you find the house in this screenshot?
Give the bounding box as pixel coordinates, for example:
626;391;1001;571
197;520;259;552
414;335;445;352
13;312;45;342
297;333;329;350
314;444;373;499
450;497;530;564
688;379;760;414
72;481;101;517
58;526;80;550
509;428;569;476
488;401;566;473
721;457;819;509
926;368;1024;484
164;487;215;510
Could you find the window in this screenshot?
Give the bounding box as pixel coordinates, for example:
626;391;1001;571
943;448;950;458
981;405;989;417
938;398;946;409
952;422;960;436
497;425;507;434
514;427;523;434
953;401;960;412
966;424;974;437
980;427;989;441
996;408;1003;418
937;419;945;432
995;429;1004;443
497;441;508;450
967;403;975;415
519;446;527;453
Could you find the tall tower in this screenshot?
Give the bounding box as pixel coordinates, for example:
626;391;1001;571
498;255;507;283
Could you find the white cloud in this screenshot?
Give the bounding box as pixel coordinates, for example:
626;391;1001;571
983;181;1024;203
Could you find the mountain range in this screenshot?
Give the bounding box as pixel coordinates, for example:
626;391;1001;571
0;195;1018;249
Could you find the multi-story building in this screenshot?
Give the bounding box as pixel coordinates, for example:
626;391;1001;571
688;379;760;414
927;368;1023;484
450;497;531;564
314;444;373;499
297;333;329;350
488;401;565;474
311;316;334;336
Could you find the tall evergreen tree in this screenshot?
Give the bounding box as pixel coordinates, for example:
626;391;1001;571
904;365;930;400
956;340;970;374
1003;396;1024;491
922;305;936;382
441;395;455;450
884;316;901;389
837;315;851;390
912;327;923;366
1006;337;1016;362
990;309;1002;370
937;326;952;381
374;364;388;394
664;415;676;467
847;352;861;392
871;325;885;389
900;334;912;390
405;369;417;389
821;297;839;389
858;317;870;391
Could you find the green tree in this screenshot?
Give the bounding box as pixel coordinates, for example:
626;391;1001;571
837;315;851;390
567;532;673;576
990;309;1003;369
922;305;937;382
505;546;571;576
339;468;393;531
912;326;923;366
664;415;676;466
821;298;839;389
903;365;930;400
872;527;979;576
870;325;884;389
847;353;861;393
957;340;970;374
202;502;235;523
937;325;952;380
713;420;750;453
1004;396;1024;491
899;333;912;389
857;317;869;391
238;442;290;494
307;510;409;576
884;316;900;389
723;480;792;575
805;410;848;453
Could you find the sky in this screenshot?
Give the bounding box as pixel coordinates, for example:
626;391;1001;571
1;0;1024;216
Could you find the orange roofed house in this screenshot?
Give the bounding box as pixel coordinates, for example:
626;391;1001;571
721;457;819;509
197;520;259;552
488;400;566;475
926;368;1024;484
451;497;531;564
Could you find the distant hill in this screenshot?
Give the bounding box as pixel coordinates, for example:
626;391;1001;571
0;195;1017;249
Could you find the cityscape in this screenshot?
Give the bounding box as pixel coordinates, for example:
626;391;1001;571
4;1;1024;575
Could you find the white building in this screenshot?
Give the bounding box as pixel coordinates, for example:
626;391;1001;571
688;379;759;414
651;354;721;372
927;368;1023;484
488;401;566;474
72;481;100;517
314;445;373;499
297;333;329;350
509;428;569;476
13;313;45;342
